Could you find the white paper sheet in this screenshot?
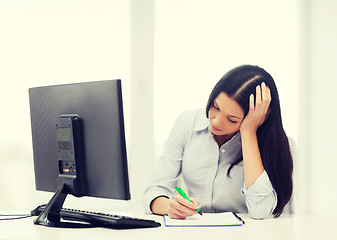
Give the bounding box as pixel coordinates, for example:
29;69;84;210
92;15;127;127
163;212;244;227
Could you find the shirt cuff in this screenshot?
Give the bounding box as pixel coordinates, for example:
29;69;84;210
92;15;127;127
241;170;277;219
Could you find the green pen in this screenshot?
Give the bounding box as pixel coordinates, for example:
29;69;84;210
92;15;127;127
175;187;203;215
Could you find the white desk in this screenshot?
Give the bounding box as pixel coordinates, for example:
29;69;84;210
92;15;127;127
1;213;336;240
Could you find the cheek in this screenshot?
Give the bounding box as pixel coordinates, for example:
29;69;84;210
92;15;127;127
227;124;240;133
227;121;242;133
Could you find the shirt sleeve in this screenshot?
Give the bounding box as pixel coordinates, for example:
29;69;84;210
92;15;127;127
241;170;277;219
142;111;189;213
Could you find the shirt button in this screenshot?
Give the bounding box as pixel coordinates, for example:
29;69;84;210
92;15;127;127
220;148;226;153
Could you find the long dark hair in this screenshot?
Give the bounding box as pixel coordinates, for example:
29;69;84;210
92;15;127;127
206;65;293;217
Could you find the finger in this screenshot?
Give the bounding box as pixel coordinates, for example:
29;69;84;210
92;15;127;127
255;85;262;105
265;87;272;112
169;203;195;219
189;197;199;206
168;212;186;219
168;206;187;219
261;82;268;102
267;86;272;102
261;83;271;114
173;195;199;215
262;82;272;103
167;202;187;219
249;94;254;109
175;195;198;210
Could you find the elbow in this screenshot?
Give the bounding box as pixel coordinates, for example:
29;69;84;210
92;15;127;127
247;206;273;219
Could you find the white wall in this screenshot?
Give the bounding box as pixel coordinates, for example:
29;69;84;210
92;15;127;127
0;0;132;211
296;0;337;215
129;0;154;210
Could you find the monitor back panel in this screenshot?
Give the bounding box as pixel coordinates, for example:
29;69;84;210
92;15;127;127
29;80;130;200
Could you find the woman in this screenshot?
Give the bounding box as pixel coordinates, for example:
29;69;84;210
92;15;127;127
142;65;293;219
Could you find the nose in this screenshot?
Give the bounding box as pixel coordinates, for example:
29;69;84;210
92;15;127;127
212;113;223;127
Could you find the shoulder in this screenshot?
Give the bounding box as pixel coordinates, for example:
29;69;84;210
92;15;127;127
176;108;204;120
175;108;208;132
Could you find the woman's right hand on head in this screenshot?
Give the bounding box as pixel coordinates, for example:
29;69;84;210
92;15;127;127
167;195;199;219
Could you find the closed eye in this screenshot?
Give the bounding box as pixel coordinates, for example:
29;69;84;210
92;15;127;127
228;117;237;124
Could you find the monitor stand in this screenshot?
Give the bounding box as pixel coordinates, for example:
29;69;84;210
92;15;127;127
34;183;93;228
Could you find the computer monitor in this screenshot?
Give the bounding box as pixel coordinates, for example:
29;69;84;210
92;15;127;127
28;80;130;227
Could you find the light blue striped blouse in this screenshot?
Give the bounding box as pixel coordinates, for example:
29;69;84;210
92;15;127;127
142;108;277;219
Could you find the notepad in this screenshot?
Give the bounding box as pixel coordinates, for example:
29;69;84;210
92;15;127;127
163;212;244;227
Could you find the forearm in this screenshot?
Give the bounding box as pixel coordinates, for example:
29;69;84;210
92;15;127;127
241;130;264;189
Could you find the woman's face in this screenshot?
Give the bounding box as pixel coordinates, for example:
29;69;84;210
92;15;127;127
208;92;244;136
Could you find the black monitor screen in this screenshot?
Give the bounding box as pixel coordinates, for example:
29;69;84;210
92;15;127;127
29;80;130;201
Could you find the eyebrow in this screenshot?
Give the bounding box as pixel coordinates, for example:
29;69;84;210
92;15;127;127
214;100;243;120
228;115;242;120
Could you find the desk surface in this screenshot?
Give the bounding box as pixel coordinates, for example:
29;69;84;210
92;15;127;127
1;212;336;240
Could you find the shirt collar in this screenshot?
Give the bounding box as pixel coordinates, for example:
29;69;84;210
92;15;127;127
192;109;210;132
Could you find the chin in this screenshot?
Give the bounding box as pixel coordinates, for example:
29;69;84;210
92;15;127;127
210;128;226;136
211;129;238;137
